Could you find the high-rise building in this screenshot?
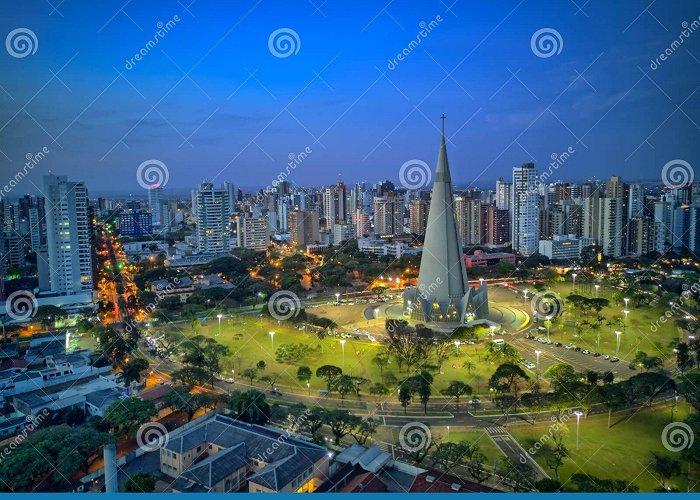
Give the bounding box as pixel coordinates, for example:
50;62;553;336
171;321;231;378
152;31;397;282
628;216;656;256
481;205;510;246
351;209;371;237
322;183;347;229
236;216;269;251
194;183;230;254
454;196;481;246
495;177;511;210
148;186;163;227
583;191;624;258
43;174;93;294
289;209;320;248
512;163;539;256
408;199;430;236
373;195;402;236
118;211;153;236
333;223;356;245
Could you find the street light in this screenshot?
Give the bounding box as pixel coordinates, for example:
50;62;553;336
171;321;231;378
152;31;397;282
624;297;629;308
335;293;340;304
574;411;583;450
479;278;484;287
615;330;622;354
307;382;311;395
454;340;461;351
447;425;450;439
623;309;629;329
217;314;223;337
340;339;346;366
490;325;496;339
546;315;552;340
572;273;577;292
535;350;541;373
269;331;275;351
594;284;600;298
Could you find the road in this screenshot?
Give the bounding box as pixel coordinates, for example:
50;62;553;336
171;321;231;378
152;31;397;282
484;425;549;480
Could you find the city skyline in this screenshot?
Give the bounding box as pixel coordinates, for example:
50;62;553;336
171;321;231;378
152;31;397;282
2;0;698;195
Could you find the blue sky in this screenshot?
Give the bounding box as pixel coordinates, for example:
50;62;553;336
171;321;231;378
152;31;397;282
0;0;698;195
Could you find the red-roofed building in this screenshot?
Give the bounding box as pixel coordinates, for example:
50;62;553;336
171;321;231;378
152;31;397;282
409;470;500;493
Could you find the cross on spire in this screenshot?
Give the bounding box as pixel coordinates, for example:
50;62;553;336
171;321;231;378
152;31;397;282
440;113;446;136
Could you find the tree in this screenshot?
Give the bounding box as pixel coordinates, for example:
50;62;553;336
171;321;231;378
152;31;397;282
676;342;692;375
494;394;519;425
256;360;267;371
372;354;389;375
334;375;357;400
124;473;156;493
440;381;472;409
119;357;150;386
242;367;258;385
316;365;343;391
543;363;577;392
302;407;327;442
104;397;157;437
95;327;136;366
681;372;700;412
543;431;569;481
351;418;377;445
496;457;535;492
416;374;432;415
631;372;675;406
465;451;491;484
296;366;312;384
398;384;412;415
490;363;529;393
172;366;209;387
324;409;361;444
432;441;472;473
155;331;185;356
433;340;452;372
0;427;109;491
167;386;203;421
647;453;681;490
259;373;281;389
229;390;270;424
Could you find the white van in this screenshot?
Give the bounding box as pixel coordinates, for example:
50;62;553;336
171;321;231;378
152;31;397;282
492;338;505;345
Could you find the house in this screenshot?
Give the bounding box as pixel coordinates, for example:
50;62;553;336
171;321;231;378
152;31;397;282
161;413;330;493
85;388;127;416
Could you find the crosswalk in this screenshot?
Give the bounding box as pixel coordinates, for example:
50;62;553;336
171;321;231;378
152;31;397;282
485;425;508;436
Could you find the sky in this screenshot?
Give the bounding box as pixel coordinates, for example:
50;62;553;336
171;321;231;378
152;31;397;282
0;0;698;196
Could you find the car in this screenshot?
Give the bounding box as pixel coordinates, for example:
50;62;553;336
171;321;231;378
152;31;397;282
610;357;620;363
367;335;376;342
213;373;224;381
574;347;582;351
224;378;235;383
269;389;283;397
469;398;481;406
554;342;562;347
593;352;601;357
524;362;536;369
582;349;590;355
545;339;553;344
603;355;610;360
564;344;573;349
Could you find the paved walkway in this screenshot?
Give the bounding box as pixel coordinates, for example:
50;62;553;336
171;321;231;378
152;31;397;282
484;425;550;480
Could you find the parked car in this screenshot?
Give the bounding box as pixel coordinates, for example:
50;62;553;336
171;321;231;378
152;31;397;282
610;357;620;363
603;355;611;360
593;352;601;357
469;398;481;406
582;349;590;355
269;389;283;397
524;362;536;369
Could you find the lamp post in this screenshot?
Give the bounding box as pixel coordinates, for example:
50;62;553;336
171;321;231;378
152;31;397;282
479;278;484;287
523;289;529;303
269;331;275;351
447;425;450;439
340;339;346;366
535;350;541;374
335;293;340;304
574;411;583;450
490;325;496;340
217;314;223;337
624;297;629;309
572;273;577;292
594;284;600;298
615;330;622;354
454;340;461;352
307;382;311;396
546;315;552;340
623;310;629;330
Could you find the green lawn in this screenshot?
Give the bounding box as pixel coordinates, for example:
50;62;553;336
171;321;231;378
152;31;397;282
533;282;682;361
509;403;692;492
152;314;502;395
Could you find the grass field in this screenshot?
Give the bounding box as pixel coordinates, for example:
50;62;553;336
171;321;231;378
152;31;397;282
153;313;506;395
531;281;683;362
508;402;692;492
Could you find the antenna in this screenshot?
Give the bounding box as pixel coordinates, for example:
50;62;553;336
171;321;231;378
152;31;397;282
440;113;446;136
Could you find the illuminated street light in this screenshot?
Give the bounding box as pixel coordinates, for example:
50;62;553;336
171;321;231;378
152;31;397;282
623;310;629;330
335;293;340;304
594;284;600;297
535;350;541;373
217;314;223;337
624;297;629;308
454;340;461;351
615;330;622;354
572;273;577;292
574;411;584;449
546;315;552;340
340;339;346;366
269;331;275;351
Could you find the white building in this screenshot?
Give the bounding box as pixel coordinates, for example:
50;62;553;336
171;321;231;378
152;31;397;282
333;223;356;245
194;183;230;254
511;163;539;256
237;216;269;251
43;175;93;294
539;234;594;260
